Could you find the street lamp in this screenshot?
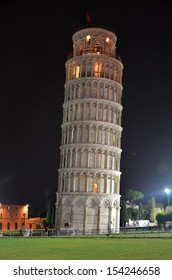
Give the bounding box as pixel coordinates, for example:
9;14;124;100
164;188;170;207
23;213;26;225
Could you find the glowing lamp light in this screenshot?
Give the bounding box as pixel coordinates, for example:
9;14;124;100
164;187;170;207
164;188;170;194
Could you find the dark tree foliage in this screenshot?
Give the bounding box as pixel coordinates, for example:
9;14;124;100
147;196;155;222
46;198;52;226
124;189;144;205
127;207;139;221
120;200;129;227
138;203;146;220
50;204;55;227
156;211;172;227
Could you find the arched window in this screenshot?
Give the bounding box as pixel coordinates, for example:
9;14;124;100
94;43;101;54
86;35;91;45
106;37;110;44
94;62;103;77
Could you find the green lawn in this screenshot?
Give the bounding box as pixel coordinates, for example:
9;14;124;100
0;236;172;260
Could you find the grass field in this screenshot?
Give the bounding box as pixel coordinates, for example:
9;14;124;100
0;236;172;260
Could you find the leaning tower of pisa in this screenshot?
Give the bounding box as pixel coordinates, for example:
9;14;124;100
55;25;123;234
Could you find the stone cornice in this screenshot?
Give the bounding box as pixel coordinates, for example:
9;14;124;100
58;167;122;176
61;120;123;131
63;98;123;111
65;77;123;91
59;143;122;154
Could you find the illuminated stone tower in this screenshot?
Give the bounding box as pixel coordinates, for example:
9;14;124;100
55;26;123;234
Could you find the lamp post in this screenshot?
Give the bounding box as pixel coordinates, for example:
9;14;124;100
164;188;170;208
23;213;26;226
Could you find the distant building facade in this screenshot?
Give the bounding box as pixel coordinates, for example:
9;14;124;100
0;203;29;231
0;203;44;231
55;26;123;234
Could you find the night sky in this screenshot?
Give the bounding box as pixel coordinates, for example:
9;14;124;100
1;2;172;210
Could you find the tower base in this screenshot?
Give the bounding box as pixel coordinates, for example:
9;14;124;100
55;193;120;235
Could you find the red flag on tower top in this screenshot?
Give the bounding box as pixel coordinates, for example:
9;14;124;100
86;12;91;25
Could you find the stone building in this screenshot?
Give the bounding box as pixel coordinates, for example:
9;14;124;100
55;25;123;234
0;203;28;231
0;203;45;232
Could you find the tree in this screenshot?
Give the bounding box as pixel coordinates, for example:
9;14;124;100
120;200;129;227
50;204;55;228
43;187;51;210
127;207;139;221
46;198;52;226
124;189;144;205
138;203;146;219
156;211;172;228
147;196;156;222
156;212;166;228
